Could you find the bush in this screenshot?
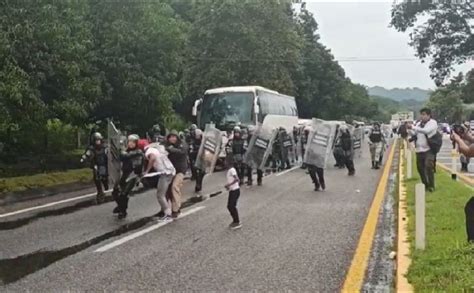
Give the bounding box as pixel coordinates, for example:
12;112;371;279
45;119;78;154
164;114;188;132
0;168;91;194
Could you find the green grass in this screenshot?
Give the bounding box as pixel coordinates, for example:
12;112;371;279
0;168;91;195
405;156;474;292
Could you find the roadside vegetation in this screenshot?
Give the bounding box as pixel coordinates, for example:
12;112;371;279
405;158;474;292
0;169;91;195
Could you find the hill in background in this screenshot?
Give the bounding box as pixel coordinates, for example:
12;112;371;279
368;86;431;102
370;95;425;122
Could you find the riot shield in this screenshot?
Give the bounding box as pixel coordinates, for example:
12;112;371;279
353;128;364;158
194;124;222;174
281;131;297;164
107;120;123;188
303;119;337;169
244;123;278;170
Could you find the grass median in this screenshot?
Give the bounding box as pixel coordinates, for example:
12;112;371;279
0;168;91;195
405;156;474;292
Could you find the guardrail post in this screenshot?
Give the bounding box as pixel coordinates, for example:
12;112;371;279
451;149;458;180
415;183;425;250
406;149;412;179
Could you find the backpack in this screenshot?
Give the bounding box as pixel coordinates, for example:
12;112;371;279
426;131;443;154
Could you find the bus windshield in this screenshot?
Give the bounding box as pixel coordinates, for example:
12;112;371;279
200;92;254;129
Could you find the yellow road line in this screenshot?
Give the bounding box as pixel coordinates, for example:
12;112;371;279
397;148;413;292
341;141;396;292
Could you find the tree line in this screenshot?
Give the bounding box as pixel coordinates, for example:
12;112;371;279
4;0;471;159
0;0;379;158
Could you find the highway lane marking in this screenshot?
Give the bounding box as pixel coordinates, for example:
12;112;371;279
276;166;299;177
341;141;396;292
1;165;300;220
0;190;112;219
94;206;206;253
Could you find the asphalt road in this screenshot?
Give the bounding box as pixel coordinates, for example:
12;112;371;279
1;147;387;291
436;136;474;177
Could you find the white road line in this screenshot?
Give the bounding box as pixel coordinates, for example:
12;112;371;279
3;164;300;219
94;206;206;253
0;190;112;219
276;166;300;177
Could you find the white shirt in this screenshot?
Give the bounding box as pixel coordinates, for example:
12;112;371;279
413;119;438;153
145;147;176;176
226;167;240;191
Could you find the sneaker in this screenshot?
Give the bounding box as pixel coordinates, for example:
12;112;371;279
229;222;242;230
118;212;127;219
156;210;165;218
113;206;120;214
247;181;253;186
157;215;173;222
314;186;320;192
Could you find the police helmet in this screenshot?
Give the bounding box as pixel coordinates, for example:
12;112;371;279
152;124;161;132
92;132;103;141
128;134;140;142
195;129;203;138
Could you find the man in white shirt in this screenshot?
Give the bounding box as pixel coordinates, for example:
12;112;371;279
144;144;176;222
408;108;438;192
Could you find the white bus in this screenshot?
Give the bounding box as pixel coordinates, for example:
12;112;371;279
192;86;299;132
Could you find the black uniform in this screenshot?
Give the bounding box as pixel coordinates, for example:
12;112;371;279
300;129;309;169
340;131;355;175
279;129;292;169
246;133;263;186
308;165;325;191
82;144;109;202
231;135;246;183
333;135;345;168
190;134;205;192
112;148;144;218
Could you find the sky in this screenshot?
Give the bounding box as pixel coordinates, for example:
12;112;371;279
304;1;472;90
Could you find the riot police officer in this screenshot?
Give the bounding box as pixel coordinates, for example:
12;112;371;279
279;127;292;169
231;126;246;184
339;126;356;176
112;134;145;219
246;126;263;186
300;126;310;169
190;129;205;192
81;132;109;204
333;129;345;168
151;124;165;143
368;122;385;169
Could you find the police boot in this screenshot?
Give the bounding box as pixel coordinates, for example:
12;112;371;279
96;192;105;204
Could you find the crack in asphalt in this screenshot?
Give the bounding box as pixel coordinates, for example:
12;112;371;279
0;192;220;285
